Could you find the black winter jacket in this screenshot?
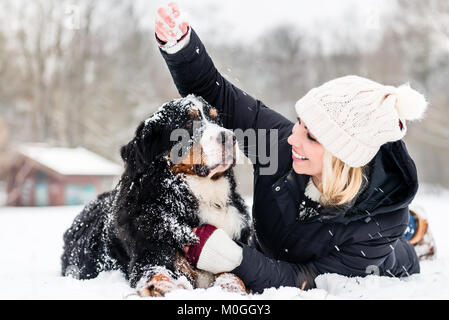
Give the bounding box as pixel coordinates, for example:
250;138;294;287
159;29;420;293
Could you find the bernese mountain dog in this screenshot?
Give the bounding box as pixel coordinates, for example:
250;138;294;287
61;95;253;296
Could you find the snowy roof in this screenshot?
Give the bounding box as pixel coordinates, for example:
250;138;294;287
18;144;123;176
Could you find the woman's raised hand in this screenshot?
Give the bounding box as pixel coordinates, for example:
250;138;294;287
155;2;189;45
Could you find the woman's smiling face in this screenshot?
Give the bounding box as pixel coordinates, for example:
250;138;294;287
287;117;325;180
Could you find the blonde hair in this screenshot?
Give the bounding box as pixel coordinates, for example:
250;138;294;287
316;150;368;207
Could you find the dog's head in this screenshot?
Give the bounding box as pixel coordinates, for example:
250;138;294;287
120;95;238;180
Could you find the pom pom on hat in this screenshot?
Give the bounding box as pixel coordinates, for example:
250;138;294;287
395;83;428;121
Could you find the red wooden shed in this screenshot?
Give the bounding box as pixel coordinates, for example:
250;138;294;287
5;144;123;206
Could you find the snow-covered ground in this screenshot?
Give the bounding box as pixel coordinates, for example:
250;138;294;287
1;185;448;300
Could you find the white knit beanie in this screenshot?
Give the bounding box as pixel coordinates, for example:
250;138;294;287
295;75;428;167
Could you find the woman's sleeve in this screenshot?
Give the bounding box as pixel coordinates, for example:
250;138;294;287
233;236;419;293
232;244;320;293
159;28;293;134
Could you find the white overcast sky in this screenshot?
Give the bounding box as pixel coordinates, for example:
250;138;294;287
0;0;395;54
136;0;393;49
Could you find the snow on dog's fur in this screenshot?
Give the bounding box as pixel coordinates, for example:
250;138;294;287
61;95;252;294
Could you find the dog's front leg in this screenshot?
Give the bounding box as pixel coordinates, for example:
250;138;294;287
136;253;195;297
213;273;248;294
138;272;188;297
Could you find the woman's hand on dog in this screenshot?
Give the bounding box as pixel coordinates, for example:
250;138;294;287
155;2;189;43
184;225;243;274
185;225;217;267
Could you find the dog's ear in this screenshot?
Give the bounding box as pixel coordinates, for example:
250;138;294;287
120;121;172;169
120;122;144;166
120;140;134;163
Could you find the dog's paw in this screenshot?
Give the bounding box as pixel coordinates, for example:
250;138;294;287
138;273;187;297
213;273;247;295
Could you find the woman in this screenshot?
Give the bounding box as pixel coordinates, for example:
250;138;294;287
154;3;434;293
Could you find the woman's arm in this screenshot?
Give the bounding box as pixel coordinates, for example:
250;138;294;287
186;224;320;292
159;28;293;133
232;243;320;292
155;4;291;130
156;4;294;173
187;221;420;293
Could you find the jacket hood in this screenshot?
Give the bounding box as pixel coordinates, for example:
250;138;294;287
292;140;419;225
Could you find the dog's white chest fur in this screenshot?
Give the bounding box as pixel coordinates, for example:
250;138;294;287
183;175;246;240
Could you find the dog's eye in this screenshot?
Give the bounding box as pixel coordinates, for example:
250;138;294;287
186;120;193;129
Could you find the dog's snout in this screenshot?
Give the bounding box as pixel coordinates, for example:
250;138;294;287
217;131;236;145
